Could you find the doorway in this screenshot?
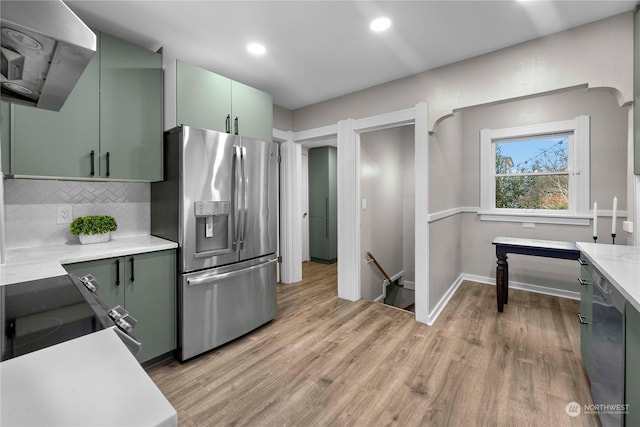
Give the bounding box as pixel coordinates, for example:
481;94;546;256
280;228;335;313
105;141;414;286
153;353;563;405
359;125;415;310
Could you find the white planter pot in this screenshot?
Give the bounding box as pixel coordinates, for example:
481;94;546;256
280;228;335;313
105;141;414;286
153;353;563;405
78;232;110;245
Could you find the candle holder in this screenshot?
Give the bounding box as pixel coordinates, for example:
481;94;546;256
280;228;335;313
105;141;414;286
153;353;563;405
612;233;616;245
593;236;598;244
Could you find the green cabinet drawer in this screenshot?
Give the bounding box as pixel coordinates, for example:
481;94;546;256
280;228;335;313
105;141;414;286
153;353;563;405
99;33;163;181
64;249;176;364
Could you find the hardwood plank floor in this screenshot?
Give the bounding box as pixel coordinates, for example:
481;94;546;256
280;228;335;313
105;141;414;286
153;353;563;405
148;262;597;426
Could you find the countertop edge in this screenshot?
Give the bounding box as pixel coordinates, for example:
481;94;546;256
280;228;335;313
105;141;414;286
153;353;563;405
576;242;640;313
2;235;178;285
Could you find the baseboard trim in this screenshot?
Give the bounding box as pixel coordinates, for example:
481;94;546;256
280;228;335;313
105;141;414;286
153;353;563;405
426;274;465;326
425;273;580;326
461;273;580;301
403;280;415;290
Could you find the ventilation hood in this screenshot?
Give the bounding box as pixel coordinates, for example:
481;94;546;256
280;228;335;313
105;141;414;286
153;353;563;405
1;0;96;111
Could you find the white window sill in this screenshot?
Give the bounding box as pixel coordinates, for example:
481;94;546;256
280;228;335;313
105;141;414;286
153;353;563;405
478;211;590;226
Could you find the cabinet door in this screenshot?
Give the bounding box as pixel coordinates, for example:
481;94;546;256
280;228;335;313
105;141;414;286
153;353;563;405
11;44;100;178
64;257;125;309
231;80;273;142
327;147;338;260
176;61;231;133
1;101;10;174
308;148;329;261
100;33;163;181
626;302;640;427
124;250;176;363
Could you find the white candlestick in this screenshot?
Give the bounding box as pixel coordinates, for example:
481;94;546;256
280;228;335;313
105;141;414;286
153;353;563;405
611;196;618;235
593;202;598;237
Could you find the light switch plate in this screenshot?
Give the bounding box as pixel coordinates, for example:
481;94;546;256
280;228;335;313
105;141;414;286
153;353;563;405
361;198;367;210
56;205;72;224
623;221;633;233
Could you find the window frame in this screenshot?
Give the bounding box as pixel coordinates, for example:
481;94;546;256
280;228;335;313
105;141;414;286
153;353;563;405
479;115;590;225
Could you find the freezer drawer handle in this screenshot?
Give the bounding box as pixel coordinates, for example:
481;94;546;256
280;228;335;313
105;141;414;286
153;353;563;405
187;258;277;286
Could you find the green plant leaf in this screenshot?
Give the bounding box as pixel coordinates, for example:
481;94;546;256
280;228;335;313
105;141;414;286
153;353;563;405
70;215;118;236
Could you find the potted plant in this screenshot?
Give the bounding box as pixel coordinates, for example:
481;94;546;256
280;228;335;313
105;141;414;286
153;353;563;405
70;215;118;244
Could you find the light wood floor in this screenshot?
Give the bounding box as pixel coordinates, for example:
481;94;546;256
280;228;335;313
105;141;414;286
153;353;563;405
149;262;597;426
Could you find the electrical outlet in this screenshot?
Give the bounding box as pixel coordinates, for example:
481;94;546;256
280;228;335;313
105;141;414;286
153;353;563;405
56;205;72;225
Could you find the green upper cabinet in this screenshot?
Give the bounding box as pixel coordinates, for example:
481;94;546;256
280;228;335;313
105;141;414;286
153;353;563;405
100;33;163;181
1;101;10;174
11;45;100;178
176;61;232;133
4;30;163;181
176;61;273;142
231;80;273;142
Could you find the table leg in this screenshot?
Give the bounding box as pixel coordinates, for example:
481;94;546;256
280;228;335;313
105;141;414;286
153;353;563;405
496;254;508;312
504;260;509;304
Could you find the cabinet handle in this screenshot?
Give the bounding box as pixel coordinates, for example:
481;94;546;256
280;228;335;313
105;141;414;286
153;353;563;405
578;313;590;325
115;259;120;287
225;114;231;133
234;116;239;135
129;256;135;283
578;258;589;266
90;150;95;177
577;276;589;286
106;152;110;177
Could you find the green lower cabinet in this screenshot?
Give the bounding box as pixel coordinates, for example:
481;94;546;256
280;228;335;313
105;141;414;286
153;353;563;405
64;249;176;364
578;257;593;379
626;302;640;426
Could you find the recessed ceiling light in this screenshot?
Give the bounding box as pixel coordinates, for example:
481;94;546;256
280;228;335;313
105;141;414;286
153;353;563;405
370;17;391;33
247;43;266;55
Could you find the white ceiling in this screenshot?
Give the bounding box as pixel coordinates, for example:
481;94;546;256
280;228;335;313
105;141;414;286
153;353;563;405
66;0;637;111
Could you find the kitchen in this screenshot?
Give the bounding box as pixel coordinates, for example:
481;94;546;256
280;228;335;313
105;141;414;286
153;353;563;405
1;0;640;426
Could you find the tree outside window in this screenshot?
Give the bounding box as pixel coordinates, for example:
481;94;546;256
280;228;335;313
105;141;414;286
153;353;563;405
494;136;569;210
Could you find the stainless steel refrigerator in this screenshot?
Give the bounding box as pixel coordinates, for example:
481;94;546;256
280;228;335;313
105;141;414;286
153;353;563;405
151;125;278;361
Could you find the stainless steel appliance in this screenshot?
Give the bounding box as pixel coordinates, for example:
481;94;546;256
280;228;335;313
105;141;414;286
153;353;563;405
1;0;96;111
591;268;625;427
151;125;278;361
1;274;140;361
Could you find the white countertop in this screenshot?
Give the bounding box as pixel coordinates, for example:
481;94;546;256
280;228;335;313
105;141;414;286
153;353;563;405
1;235;178;285
0;328;177;427
576;242;640;312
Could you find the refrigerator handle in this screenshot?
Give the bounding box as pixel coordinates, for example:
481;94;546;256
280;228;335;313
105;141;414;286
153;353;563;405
187;258;277;286
233;146;242;249
240;146;248;248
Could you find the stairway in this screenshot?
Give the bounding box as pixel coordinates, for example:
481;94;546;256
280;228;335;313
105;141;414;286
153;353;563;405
366;251;415;312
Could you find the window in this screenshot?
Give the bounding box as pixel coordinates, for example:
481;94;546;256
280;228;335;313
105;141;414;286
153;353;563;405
480;116;590;225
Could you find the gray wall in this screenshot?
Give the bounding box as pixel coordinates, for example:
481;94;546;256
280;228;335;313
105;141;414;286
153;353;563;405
360;128;404;300
274;105;293;131
428;114;464;310
458;87;627;293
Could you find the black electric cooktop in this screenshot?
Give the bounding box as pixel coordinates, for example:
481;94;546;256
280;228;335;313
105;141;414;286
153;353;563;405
1;275;111;362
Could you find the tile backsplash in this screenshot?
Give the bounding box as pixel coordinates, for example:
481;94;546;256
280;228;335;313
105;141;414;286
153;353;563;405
4;179;150;249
